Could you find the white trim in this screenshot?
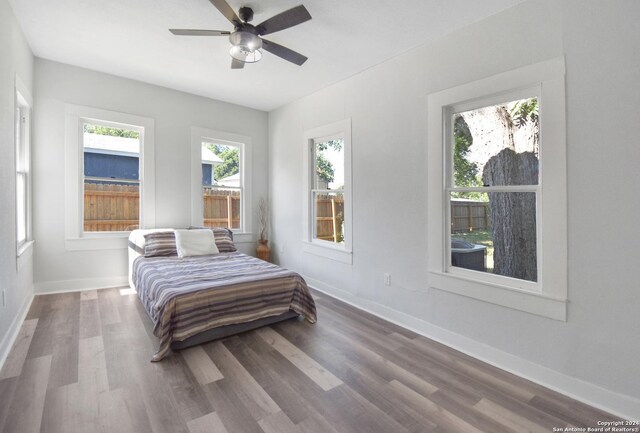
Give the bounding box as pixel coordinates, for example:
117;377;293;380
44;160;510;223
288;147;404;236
16;240;35;272
34;276;129;294
0;293;34;374
14;75;33;107
64;104;155;249
65;236;128;251
427;57;567;320
302;241;353;264
428;272;566;321
302;119;353;261
305;276;640;421
190;127;252;234
15;76;33;257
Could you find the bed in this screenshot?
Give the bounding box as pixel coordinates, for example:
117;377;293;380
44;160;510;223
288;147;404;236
128;228;317;361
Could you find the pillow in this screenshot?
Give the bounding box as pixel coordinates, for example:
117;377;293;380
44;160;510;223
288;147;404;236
175;229;219;257
144;231;177;257
188;226;237;252
211;227;237;253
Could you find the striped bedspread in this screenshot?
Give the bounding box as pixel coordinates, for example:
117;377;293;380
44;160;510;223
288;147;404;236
133;252;317;361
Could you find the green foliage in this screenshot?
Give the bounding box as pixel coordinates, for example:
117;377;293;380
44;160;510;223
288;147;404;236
315;139;343;184
453;115;481;187
84;124;139;139
452;115;485;200
315;153;335;183
207;143;239;182
316;139;343;152
510;98;539;128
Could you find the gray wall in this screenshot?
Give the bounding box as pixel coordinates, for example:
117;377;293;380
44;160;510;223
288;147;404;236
269;0;640;416
0;0;34;362
33;59;269;289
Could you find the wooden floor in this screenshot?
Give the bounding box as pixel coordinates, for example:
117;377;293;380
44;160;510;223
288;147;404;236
0;288;618;433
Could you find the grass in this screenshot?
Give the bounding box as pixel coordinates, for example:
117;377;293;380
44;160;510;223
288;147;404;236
451;229;494;272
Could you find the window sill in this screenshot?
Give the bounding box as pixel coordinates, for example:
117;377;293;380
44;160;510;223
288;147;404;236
65;235;128;251
17;240;35;271
428;271;567;321
302;241;353;264
232;232;254;244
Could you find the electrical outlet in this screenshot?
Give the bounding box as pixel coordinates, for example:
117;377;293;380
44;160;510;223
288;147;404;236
384;273;391;286
279;244;285;254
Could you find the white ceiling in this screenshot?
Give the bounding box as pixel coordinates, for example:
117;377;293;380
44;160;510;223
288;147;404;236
9;0;526;111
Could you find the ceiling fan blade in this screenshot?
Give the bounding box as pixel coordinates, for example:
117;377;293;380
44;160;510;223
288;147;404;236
231;58;245;69
261;39;308;65
169;29;230;36
208;0;241;25
256;5;311;36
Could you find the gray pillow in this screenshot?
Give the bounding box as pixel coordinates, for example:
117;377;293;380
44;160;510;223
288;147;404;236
143;231;177;257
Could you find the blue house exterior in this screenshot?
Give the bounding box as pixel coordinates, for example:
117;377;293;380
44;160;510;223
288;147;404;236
84;152;139;182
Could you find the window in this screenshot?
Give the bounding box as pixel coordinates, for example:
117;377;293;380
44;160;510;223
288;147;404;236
311;138;345;244
191;127;252;240
65;105;155;250
82;121;142;232
15;82;32;256
448;94;540;288
427;58;567;320
303;119;352;264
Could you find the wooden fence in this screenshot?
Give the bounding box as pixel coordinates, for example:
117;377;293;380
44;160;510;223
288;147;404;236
203;188;240;229
451;200;489;232
84;183;240;231
84;183;139;232
315;195;344;242
84;184;483;236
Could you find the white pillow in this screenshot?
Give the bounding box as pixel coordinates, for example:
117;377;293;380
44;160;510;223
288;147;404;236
174;229;219;257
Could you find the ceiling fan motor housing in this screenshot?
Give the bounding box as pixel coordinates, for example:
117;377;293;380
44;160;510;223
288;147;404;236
238;6;254;23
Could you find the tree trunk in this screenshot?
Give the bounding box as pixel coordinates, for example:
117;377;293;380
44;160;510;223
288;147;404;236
483;148;538;281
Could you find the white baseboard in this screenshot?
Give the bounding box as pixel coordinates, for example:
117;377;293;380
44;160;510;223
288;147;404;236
304;276;640;421
0;293;34;374
34;276;128;294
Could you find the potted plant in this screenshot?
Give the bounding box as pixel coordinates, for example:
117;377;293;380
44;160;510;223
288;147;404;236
256;197;270;261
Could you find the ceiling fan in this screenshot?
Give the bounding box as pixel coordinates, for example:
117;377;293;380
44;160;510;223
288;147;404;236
169;0;312;69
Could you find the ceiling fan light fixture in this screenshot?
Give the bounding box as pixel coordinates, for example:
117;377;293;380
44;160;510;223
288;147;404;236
229;45;263;63
229;31;263;62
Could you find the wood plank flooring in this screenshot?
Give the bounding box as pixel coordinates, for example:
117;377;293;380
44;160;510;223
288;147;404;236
0;288;620;433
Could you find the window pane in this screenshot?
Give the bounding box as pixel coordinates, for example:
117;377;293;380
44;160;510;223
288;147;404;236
313;191;344;244
203;143;239;188
83;123;140;232
202;142;241;229
203;188;241;229
16;173;26;243
314;139;344;190
453;97;539;187
450;191;537;282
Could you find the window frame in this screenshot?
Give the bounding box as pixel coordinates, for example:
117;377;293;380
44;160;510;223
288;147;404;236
427;57;567;321
445;88;541;292
81;118;143;235
190;127;253;243
64;105;155;251
15;76;34;264
302;119;353;264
